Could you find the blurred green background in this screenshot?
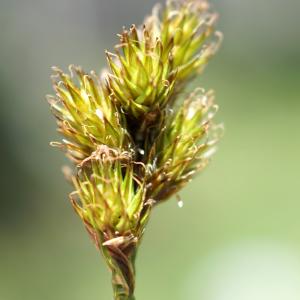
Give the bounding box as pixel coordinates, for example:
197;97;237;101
1;0;300;299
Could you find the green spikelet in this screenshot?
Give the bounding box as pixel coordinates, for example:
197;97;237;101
146;88;223;201
105;0;222;120
48;65;132;163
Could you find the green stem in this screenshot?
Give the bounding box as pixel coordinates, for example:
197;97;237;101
100;236;137;300
111;268;136;300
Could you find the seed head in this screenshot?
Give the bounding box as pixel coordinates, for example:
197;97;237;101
47;0;223;298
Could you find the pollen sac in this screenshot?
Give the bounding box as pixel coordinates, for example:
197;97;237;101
146;88;223;201
48;65;132;163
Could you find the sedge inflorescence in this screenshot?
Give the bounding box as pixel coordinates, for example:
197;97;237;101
47;0;223;299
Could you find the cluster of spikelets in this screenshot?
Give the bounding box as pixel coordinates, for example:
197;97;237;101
48;0;222;298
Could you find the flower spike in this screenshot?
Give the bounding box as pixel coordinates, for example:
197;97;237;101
47;0;223;299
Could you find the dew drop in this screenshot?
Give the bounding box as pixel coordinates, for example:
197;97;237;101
176;194;184;208
138;148;145;155
178;200;184;208
176;195;184;208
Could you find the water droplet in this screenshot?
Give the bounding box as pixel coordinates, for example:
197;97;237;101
138;148;145;155
178;200;184;208
176;195;184;208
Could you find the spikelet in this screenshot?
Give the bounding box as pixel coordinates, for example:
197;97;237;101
70;155;148;237
105;0;222;120
146;88;223;201
48;65;132;164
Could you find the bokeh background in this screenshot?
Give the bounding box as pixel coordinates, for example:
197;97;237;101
1;0;300;299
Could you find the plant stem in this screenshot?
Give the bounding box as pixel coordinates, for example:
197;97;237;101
100;238;137;300
112;269;136;300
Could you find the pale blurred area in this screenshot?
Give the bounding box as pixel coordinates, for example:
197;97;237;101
0;0;300;299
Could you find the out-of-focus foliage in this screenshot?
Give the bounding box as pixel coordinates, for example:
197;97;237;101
0;0;300;299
